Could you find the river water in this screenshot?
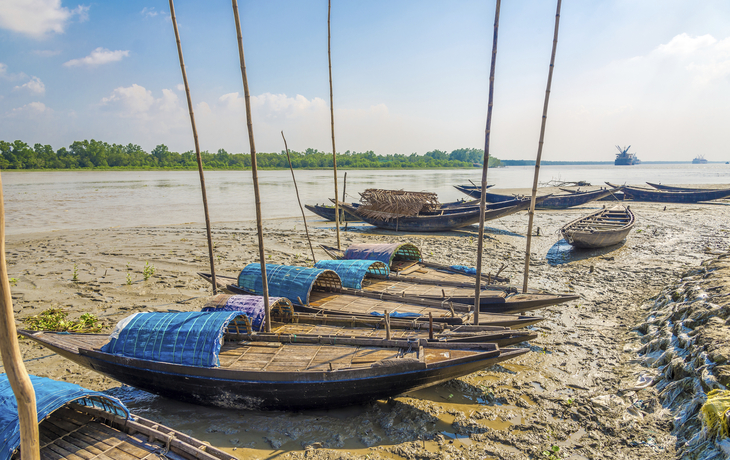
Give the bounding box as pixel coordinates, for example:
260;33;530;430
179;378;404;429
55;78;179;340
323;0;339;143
3;164;729;235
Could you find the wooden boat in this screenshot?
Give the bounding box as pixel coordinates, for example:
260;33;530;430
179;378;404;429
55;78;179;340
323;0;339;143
1;374;235;460
320;242;511;284
645;182;722;192
606;182;730;203
19;312;530;411
202;294;538;347
198;267;545;329
305;203;362;222
312;259;579;314
454;185;618;209
560;205;635;248
337;196;544;232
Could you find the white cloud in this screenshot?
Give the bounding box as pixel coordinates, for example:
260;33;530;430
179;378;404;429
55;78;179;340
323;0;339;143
7;102;50;117
655;33;716;57
33;49;62;57
0;62;27;81
0;0;89;38
176;83;185;91
101;84;155;114
141;7;158;17
14;76;46;95
64;47;130;67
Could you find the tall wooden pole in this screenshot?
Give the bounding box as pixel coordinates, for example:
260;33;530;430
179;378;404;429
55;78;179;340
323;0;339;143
282;131;317;264
0;173;40;460
523;0;563;293
328;0;341;249
168;0;217;294
473;0;501;325
232;0;271;331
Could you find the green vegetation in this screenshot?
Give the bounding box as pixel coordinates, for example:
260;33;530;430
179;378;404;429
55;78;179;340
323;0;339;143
72;263;78;282
23;308;102;332
0;139;502;170
542;445;561;459
143;261;155;281
9;278;18;286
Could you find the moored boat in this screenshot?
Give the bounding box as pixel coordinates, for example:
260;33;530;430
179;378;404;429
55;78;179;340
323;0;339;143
560;205;635;249
454;185;618;209
305;203;361;222
1;374;236;460
645;182;721;192
20;312;530;411
606;182;730;203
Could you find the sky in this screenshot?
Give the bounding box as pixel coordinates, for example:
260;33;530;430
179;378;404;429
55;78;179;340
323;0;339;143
1;0;729;162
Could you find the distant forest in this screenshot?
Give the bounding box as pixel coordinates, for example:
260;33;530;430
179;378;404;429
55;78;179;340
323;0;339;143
0;140;503;170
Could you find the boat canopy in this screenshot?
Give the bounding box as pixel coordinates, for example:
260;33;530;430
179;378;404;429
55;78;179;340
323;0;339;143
343;243;421;266
101;311;247;367
1;374;129;460
238;264;342;305
202;294;294;326
314;259;389;289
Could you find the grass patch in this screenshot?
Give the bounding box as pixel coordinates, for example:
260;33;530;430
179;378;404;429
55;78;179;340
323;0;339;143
23;308;102;332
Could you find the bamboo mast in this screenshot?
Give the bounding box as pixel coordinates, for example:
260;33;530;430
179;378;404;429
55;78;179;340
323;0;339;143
232;0;271;331
281;131;317;264
328;0;341;250
0;173;40;460
168;0;217;294
523;0;563;293
473;0;501;325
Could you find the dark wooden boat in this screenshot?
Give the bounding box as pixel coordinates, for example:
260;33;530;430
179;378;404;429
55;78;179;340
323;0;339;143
606;182;730;203
1;374;235;460
454;185;617;209
645;182;723;192
560;205;635;248
305;203;362;221
320;242;511;284
203;294;538;347
19;312;529;411
199;271;544;329
337;196;543;232
312;259;579;314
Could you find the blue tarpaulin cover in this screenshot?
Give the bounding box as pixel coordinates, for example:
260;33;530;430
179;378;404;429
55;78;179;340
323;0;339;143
448;265;478;275
100;311;246;367
343;243;421;266
0;374;129;460
238;264;341;305
314;259;389;289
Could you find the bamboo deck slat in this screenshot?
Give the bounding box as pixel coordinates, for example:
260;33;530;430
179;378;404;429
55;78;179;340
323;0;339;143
361;279;505;299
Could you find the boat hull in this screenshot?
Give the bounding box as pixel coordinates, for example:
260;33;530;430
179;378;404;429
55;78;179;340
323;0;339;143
21;331;528;411
305;203;361;222
607;182;730;203
454;186;616;209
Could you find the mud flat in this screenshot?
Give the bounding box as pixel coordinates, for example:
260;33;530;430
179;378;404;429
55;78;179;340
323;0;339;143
3;197;730;459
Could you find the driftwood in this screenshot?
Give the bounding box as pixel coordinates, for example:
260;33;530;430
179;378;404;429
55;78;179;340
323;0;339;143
358;189;440;221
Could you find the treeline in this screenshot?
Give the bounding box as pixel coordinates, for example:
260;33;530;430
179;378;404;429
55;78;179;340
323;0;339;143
0;140;503;170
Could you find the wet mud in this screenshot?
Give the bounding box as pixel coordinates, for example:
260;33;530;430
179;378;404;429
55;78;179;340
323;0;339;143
4;196;730;459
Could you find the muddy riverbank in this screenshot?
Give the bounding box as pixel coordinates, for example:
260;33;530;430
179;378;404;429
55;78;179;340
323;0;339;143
4;197;730;459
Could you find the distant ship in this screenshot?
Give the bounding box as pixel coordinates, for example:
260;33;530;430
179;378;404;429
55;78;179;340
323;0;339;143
615;145;640;165
692;155;708;164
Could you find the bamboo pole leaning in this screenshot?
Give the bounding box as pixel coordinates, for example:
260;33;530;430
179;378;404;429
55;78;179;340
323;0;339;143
0;173;40;460
232;0;271;332
328;0;341;250
168;0;217;295
282;131;317;264
473;0;502;325
523;0;563;294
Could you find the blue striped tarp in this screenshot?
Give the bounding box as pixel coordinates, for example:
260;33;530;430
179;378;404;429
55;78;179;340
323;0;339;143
1;375;128;460
238;264;341;305
314;259;389;289
100;311;246;367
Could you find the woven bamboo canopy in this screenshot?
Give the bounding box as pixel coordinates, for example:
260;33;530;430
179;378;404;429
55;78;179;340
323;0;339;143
358;189;440;221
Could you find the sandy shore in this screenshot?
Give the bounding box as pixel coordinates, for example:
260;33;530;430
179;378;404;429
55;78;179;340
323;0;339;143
4;195;730;459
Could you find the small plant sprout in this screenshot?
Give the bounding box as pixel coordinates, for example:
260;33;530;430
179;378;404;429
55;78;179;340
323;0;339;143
72;264;78;282
126;273;132;285
143;261;155;281
541;445;561;460
9;278;18;286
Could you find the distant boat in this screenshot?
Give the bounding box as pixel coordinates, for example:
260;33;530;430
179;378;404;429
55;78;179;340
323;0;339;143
692;155;708;164
615;145;640;165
